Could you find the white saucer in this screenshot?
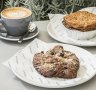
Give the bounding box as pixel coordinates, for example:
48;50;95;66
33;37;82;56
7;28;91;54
47;7;96;46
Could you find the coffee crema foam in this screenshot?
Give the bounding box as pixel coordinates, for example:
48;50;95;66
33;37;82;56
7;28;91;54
2;7;32;19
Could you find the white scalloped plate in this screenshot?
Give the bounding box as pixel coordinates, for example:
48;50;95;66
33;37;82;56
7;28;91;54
47;7;96;46
7;39;96;88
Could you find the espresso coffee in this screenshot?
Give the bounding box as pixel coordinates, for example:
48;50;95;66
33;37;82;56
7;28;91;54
1;7;32;19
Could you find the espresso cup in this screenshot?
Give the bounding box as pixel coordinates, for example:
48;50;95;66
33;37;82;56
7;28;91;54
0;7;32;36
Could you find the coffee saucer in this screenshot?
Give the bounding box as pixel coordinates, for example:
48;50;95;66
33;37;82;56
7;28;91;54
0;28;39;42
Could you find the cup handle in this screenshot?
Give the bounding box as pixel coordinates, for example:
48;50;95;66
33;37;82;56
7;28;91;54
0;19;7;33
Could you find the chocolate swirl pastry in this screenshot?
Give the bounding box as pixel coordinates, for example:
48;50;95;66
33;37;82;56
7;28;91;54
33;45;80;79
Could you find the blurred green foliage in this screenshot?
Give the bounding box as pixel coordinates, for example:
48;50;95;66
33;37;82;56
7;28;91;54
0;0;96;21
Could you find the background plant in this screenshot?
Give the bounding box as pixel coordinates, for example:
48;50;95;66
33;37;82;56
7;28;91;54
0;0;4;11
1;0;96;21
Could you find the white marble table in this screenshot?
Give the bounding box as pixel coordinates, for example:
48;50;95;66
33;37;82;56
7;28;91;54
0;21;96;90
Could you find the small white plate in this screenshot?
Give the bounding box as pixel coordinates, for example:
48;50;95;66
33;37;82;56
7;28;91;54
47;22;96;46
47;7;96;46
7;39;96;88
